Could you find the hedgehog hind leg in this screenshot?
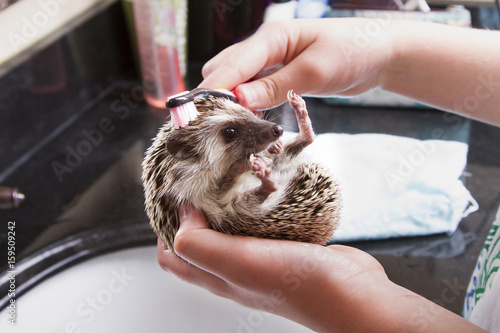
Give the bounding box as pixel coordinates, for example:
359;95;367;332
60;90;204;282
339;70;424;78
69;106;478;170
249;154;278;202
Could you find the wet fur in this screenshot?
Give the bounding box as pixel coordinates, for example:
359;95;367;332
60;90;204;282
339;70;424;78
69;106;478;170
142;95;341;251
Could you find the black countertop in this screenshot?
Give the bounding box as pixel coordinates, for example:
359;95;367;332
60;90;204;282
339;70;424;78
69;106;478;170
1;2;500;317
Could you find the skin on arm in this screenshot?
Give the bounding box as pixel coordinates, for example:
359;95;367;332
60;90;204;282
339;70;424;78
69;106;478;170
200;18;500;126
158;205;487;333
382;20;500;125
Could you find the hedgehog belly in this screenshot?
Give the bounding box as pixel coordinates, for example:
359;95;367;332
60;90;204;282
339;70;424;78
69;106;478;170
210;163;342;245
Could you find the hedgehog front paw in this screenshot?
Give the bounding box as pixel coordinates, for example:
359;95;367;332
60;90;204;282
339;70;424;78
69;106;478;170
267;140;283;154
249;154;271;178
287;90;308;120
284;90;314;154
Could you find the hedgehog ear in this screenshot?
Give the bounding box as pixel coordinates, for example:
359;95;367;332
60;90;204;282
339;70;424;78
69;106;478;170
166;134;197;160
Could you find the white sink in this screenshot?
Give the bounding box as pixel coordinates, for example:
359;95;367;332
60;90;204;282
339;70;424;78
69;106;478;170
0;246;312;332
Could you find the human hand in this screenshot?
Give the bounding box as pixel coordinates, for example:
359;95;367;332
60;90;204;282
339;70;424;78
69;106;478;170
200;18;500;125
157;205;418;332
157;205;487;332
199;18;393;110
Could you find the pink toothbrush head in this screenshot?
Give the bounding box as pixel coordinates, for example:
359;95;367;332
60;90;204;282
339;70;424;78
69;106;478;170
166;88;238;129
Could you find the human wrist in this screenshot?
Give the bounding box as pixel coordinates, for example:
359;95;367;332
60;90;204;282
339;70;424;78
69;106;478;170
375;20;410;94
372;282;487;333
283;260;401;332
341;280;412;332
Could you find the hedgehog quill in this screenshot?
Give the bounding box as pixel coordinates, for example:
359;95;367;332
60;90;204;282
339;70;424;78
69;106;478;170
142;89;342;251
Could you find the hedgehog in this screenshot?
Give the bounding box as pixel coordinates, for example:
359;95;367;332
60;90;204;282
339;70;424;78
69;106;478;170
142;90;341;251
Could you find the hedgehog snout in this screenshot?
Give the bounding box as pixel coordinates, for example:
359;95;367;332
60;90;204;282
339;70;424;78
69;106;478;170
259;123;283;141
272;124;283;138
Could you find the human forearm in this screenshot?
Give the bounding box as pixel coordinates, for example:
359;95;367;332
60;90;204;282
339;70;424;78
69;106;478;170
366;283;486;333
303;281;485;333
382;21;500;126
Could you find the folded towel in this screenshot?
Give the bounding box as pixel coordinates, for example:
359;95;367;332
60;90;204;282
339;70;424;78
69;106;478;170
287;132;478;242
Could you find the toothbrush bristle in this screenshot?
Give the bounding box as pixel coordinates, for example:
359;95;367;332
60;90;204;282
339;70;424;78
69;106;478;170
167;88;237;129
170;102;199;129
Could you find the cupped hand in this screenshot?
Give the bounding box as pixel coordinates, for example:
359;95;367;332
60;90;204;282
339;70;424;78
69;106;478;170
199;18;393;110
157;205;410;332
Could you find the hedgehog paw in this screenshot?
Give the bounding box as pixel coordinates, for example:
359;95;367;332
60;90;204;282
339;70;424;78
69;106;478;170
249;154;271;178
249;154;277;196
286;89;314;151
267;140;283;154
287;90;308;120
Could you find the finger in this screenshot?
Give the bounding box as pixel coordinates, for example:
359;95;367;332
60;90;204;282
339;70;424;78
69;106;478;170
199;41;275;92
199;43;253;86
235;45;332;109
174;205;292;290
157;238;234;298
199;21;297;92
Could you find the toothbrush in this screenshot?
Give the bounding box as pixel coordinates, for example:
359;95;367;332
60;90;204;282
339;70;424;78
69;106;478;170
166;90;200;129
166;88;238;129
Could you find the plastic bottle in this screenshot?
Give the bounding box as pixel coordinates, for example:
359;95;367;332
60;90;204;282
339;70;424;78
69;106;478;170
133;0;185;109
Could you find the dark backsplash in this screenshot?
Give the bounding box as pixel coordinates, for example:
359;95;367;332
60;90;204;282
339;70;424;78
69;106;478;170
0;3;136;182
0;2;141;267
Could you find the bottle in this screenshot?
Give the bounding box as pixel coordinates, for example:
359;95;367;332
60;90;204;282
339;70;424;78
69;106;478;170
133;0;185;109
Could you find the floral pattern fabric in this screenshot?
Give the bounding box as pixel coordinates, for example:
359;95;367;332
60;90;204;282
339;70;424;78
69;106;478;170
463;208;500;331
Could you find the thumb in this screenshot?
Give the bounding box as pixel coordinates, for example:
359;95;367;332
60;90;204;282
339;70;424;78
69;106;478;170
234;77;285;111
177;204;209;231
234;54;320;110
174;204;209;257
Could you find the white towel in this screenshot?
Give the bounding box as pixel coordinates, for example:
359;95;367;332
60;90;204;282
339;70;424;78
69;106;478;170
286;132;478;242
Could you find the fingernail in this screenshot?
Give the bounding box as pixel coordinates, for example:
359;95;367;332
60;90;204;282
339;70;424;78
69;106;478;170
235;85;257;109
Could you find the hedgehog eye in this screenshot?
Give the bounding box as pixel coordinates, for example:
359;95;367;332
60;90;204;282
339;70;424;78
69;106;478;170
223;127;237;140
